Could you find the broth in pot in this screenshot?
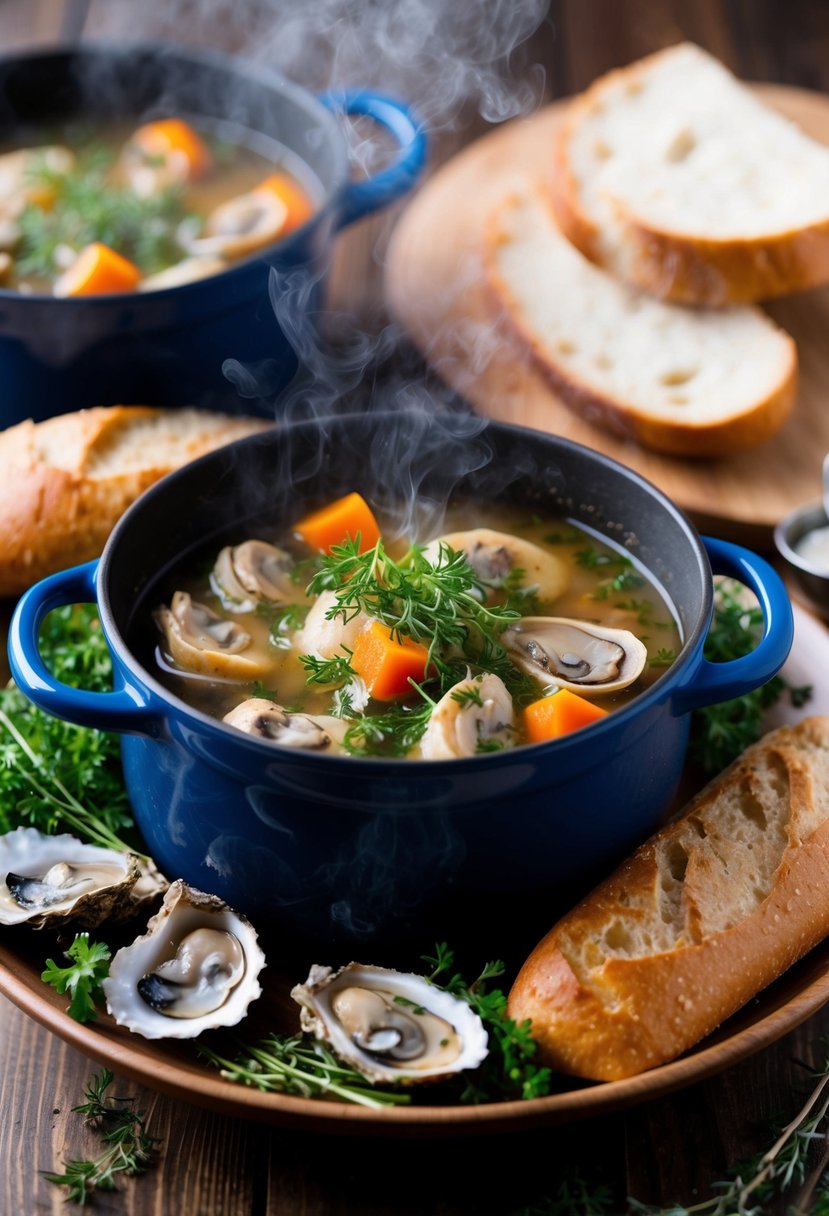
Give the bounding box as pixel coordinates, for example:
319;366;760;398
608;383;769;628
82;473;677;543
150;492;682;760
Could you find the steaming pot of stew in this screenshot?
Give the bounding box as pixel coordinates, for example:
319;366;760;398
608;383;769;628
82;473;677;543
8;412;793;945
0;45;424;423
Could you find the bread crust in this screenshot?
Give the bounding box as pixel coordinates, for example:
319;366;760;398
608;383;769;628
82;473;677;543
483;196;799;458
507;718;829;1081
0;406;270;598
551;45;829;305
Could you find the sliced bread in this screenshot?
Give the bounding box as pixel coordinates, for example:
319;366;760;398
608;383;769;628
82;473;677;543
483;190;797;457
0;406;270;598
552;43;829;304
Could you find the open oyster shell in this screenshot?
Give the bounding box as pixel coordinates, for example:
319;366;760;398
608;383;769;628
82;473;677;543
502;616;648;696
0;828;140;929
291;963;489;1085
103;880;266;1040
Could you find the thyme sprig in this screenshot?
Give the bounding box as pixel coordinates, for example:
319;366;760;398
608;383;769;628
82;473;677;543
44;1068;159;1205
198;1035;412;1109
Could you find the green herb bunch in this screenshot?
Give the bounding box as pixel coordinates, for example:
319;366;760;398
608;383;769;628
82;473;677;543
42;933;111;1024
689;581;811;775
0;604;139;853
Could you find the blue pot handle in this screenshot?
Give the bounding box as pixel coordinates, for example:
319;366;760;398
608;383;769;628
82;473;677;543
671;536;794;716
8;560;159;734
319;89;426;230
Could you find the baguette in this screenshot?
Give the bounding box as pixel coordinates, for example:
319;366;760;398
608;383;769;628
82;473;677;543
484;190;797;457
0;406;270;598
552;43;829;305
507;716;829;1082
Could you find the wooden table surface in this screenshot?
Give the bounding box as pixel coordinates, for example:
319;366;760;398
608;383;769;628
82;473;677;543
4;1;829;1212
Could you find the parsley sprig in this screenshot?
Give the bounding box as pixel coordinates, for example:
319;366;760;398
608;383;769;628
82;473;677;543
41;933;111;1024
689;581;811;774
423;942;553;1103
45;1068;158;1204
0;605;143;856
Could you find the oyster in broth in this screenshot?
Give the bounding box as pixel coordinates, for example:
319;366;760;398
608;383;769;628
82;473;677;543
292;963;488;1084
103;880;265;1039
502;616;648;696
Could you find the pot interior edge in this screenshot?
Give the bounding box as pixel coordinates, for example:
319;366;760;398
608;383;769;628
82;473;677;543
101;414;710;682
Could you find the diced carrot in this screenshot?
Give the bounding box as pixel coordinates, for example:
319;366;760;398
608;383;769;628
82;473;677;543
351;621;430;701
255;172;314;235
130;118;213;179
53;242;141;297
295;492;381;555
523;688;608;743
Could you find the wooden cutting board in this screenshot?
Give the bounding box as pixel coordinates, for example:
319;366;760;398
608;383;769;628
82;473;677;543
385;85;829;548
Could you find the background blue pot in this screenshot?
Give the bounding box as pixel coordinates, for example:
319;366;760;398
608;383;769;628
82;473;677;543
0;45;425;424
8;412;793;948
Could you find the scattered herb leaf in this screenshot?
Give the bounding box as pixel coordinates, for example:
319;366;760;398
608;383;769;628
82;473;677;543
45;1068;159;1204
42;933;111;1024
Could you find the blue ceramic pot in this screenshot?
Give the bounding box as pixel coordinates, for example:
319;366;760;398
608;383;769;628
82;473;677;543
0;45;425;423
8;413;793;946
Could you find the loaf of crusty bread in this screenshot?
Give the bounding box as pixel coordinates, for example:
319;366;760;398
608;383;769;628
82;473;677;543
552;43;829;305
484;190;797;457
507;716;829;1082
0;406;270;598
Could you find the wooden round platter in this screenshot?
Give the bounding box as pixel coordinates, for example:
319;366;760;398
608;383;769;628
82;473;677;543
2;604;829;1136
385;84;829;549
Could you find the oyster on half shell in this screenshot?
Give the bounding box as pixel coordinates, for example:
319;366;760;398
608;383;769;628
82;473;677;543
103;880;266;1040
292;963;488;1084
0;828;140;929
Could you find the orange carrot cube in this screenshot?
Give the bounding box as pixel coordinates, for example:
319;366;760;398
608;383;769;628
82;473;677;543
294;492;381;555
523;688;608;743
351;621;429;700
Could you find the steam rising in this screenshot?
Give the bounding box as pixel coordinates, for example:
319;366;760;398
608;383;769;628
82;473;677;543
77;0;552;536
84;0;549;132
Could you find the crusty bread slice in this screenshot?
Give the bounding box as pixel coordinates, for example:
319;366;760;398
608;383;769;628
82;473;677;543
508;716;829;1082
484;190;797;457
0;406;270;597
552;43;829;304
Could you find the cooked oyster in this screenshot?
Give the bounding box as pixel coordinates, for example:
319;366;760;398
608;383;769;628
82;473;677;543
154;591;274;680
0;828;140;929
292;963;488;1084
503;616;648;695
179;185;287;259
420;672;515;760
103;880;266;1039
223;698;348;752
423;528;569;603
210;541;300;613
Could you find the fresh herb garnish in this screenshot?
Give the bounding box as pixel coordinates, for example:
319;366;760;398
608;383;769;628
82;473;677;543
41;933;111;1024
18;145;190;280
342;699;434;756
649;647;677;668
300;650;356;686
199;1035;412;1109
307;538;520;677
423;942;553;1103
689;581;811;774
45;1068;159;1204
0;605;141;855
256;600;309;648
